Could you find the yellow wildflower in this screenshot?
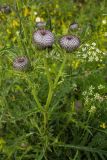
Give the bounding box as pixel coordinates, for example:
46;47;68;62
100;123;106;129
62;24;68;33
72;60;80;69
23;7;31;17
12;20;19;28
12;37;17;42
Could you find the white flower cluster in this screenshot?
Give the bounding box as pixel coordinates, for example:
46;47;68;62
98;84;105;90
77;42;106;62
89;105;96;113
82;85;105;106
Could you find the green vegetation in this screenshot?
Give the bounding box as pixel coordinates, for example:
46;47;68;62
0;0;107;159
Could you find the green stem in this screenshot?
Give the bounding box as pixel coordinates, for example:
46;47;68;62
43;58;53;88
54;55;67;89
73;150;79;160
43;58;53;131
43;54;67;130
31;87;43;111
43;110;47;131
44;57;54;110
45;87;53;110
45;55;67;110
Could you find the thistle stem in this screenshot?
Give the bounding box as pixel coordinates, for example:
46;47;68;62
54;55;67;89
45;54;67;110
43;54;67;129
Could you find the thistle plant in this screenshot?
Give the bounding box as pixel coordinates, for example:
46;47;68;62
32;24;81;155
59;35;80;52
13;56;29;71
69;22;78;30
1;1;107;160
33;29;54;48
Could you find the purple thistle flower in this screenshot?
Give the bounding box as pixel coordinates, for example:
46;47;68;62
36;21;46;29
33;29;54;49
59;35;80;52
69;23;78;30
13;56;29;71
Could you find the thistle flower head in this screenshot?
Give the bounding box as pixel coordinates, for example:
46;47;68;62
36;21;46;29
60;35;80;52
33;29;54;48
13;56;29;71
69;23;78;30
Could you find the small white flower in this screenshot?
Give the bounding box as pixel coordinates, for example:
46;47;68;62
95;56;99;61
94;93;100;100
82;91;87;96
96;48;101;53
98;84;104;90
90;85;95;90
90;46;95;50
89;106;96;113
34;12;37;15
89;85;94;95
92;42;96;46
89;56;94;62
83;54;87;58
88;51;92;55
35;17;41;22
85;96;89;105
85;43;89;47
92;51;97;56
82;47;87;51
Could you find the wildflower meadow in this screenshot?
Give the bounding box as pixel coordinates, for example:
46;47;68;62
0;0;107;159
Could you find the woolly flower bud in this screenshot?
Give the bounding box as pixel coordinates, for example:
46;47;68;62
69;23;78;30
33;29;54;48
60;35;80;52
36;21;46;29
13;56;29;71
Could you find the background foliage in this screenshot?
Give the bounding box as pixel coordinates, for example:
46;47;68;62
0;0;107;159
